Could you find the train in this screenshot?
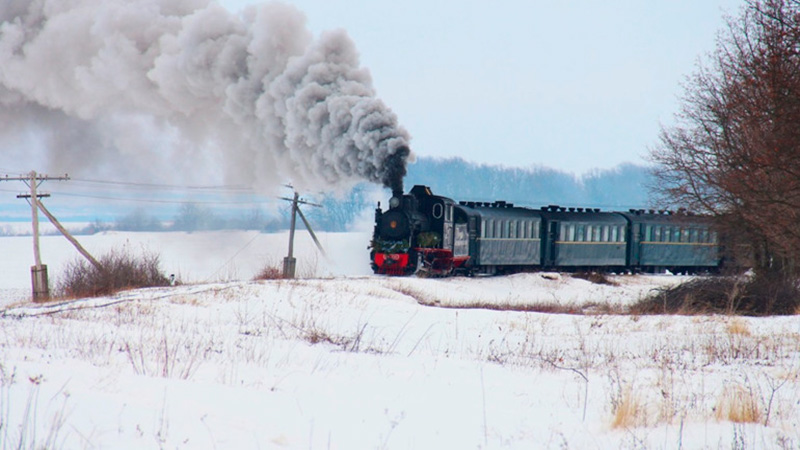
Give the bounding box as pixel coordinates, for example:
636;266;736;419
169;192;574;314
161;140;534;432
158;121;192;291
370;185;721;276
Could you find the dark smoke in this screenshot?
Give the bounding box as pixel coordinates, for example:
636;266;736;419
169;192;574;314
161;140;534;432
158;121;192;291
0;0;412;193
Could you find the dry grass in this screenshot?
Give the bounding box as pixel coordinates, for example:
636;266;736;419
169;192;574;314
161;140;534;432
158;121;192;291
572;271;620;286
611;387;646;429
715;385;762;423
726;318;751;336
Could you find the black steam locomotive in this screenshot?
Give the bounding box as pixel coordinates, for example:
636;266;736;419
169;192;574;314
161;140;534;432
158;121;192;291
371;185;720;276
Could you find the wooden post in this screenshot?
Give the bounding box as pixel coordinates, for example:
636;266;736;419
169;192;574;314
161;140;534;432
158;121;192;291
1;171;69;301
29;171;48;301
283;191;299;278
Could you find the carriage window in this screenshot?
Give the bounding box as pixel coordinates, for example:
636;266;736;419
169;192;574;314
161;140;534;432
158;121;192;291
505;221;511;239
674;228;682;242
690;228;698;243
600;226;609;242
446;205;453;221
534;221;540;239
682;228;690;243
575;224;584;242
510;220;517;239
592;226;601;242
521;221;528;239
700;229;709;243
610;226;618;242
653;226;662;242
710;231;718;244
644;225;652;241
585;225;593;242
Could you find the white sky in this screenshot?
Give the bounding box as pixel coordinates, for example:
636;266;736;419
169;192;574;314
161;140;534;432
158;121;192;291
221;0;743;175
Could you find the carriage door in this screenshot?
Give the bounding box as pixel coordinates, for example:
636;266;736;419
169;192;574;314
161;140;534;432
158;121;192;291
442;204;454;250
454;223;468;256
545;221;559;266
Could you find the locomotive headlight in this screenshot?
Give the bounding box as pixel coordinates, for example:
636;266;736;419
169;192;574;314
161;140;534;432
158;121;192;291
390;220;397;229
389;196;400;209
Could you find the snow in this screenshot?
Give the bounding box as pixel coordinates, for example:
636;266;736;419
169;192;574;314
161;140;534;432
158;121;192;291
1;231;799;449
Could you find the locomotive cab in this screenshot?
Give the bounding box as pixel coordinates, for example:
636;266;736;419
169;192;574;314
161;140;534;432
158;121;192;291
372;185;469;275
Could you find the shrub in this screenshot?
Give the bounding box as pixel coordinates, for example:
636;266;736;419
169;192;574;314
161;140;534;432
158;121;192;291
57;248;171;298
253;264;284;280
630;274;800;316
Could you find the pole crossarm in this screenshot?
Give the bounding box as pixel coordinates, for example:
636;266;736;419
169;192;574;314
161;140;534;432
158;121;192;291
277;196;323;208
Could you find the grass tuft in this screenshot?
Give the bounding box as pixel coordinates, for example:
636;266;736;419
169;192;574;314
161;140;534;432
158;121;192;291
715;385;762;423
611;387;645;429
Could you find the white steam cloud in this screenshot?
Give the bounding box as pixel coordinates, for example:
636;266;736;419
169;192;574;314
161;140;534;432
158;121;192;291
0;0;412;192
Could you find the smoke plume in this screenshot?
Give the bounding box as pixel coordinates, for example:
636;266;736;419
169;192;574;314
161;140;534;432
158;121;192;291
0;0;411;193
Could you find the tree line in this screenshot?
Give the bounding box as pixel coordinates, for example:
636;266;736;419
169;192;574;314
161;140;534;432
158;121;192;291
650;0;800;311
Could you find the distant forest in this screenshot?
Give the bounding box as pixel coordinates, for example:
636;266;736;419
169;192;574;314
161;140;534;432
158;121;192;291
404;157;652;210
111;157;654;233
3;157;653;235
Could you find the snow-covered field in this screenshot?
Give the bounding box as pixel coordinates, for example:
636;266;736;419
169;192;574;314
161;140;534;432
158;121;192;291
1;231;799;449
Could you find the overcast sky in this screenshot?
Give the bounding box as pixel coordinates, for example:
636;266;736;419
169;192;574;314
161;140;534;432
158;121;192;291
221;0;742;175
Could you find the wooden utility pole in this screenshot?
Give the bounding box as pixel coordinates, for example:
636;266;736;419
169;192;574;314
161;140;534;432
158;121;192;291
2;171;70;301
280;188;325;278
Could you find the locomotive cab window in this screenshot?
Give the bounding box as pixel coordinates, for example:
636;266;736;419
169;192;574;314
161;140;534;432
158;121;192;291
432;203;443;219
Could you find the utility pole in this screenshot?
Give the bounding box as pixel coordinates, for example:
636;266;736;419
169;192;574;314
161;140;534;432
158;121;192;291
2;171;70;301
280;187;325;278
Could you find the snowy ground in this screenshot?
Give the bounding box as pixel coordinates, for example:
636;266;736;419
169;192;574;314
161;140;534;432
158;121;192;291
1;231;800;449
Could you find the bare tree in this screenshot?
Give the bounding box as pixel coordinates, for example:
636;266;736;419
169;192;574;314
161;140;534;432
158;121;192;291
651;0;800;274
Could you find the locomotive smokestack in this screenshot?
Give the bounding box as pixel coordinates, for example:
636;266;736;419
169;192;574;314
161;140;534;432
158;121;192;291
383;145;410;198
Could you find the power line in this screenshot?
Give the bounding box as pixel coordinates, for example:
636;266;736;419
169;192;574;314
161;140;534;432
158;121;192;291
47;191;277;205
68;177;253;192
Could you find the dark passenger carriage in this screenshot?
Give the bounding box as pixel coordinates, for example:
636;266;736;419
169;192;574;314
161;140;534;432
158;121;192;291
455;202;542;274
538;206;628;270
623;210;720;273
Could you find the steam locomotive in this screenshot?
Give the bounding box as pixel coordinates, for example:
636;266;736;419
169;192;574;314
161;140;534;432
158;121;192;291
370;185;721;276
